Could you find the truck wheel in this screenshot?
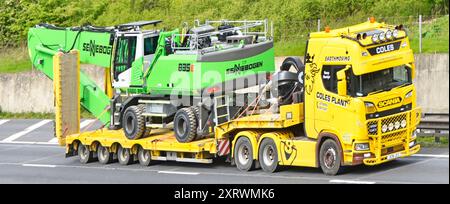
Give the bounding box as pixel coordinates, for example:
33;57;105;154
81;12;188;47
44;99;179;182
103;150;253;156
117;146;133;165
259;139;280;173
122;105;146;140
78;144;95;164
138;147;152;166
97;145;114;164
234;137;255;171
174;107;198;143
319;139;343;176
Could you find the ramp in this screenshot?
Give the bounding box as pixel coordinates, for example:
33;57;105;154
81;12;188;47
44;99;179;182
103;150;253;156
53;51;80;145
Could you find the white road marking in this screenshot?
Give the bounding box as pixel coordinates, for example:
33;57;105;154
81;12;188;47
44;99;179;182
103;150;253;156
22;164;56;168
46;119;96;143
1;120;51;142
80;119;96;130
48;138;58;144
329;179;376;184
0;162;441;184
412;154;449;158
158;170;200;175
0;119;10;126
0;141;57;145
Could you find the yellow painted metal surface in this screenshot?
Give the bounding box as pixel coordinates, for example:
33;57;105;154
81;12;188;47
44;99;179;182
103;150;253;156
215;103;304;140
66;128;217;154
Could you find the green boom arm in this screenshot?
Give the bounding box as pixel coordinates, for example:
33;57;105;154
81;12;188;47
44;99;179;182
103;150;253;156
28;26;112;125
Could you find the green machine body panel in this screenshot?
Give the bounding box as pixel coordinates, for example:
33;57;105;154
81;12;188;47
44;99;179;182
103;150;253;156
146;45;275;96
28;27;112;124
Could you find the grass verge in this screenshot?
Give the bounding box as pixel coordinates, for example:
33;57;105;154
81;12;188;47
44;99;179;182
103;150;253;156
0;108;95;119
417;135;449;148
0;46;32;73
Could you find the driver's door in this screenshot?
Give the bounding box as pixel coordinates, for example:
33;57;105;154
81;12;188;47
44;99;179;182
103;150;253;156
113;36;137;88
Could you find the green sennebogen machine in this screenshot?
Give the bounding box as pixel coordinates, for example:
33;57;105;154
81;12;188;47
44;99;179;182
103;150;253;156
28;20;275;142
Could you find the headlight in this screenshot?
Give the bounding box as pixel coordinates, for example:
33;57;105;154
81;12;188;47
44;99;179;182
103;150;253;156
388;122;394;131
386;30;393;39
379;32;386;41
405;91;413;99
355;143;370;151
372;33;379;43
401;119;407;128
395;121;401;129
393;29;399;38
365;102;376;113
382;124;388;133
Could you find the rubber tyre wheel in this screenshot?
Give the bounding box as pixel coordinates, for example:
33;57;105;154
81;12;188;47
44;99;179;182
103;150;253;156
97;145;114;164
192;106;204;140
138;147;152;166
259;139;280;173
122;105;146;140
234;137;255;171
319;139;343;176
78;144;94;164
174;107;198;143
117;146;133;165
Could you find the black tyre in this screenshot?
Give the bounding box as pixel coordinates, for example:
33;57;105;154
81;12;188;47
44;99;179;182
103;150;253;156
97;145;114;164
137;147;152;166
174;107;198;143
192;106;204;140
78;143;95;164
259;139;280;173
117;146;133;165
122;105;146;140
234;137;255;171
319;139;343;176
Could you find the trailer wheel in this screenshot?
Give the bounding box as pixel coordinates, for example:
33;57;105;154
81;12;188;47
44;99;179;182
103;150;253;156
78;144;95;164
259;139;280;173
174;107;198;143
234;137;255;171
122;105;146;140
117;146;133;165
137;147;152;166
319;139;343;176
97;145;114;164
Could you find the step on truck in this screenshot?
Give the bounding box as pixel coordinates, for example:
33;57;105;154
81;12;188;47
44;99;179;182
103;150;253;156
35;18;421;175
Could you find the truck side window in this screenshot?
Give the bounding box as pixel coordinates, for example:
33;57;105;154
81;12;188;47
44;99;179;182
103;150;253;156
322;65;346;94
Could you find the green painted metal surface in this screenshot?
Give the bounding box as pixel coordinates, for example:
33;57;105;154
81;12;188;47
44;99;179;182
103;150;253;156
28;27;111;125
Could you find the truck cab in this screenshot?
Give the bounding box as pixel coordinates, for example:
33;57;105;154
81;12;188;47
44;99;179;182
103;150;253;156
303;18;421;167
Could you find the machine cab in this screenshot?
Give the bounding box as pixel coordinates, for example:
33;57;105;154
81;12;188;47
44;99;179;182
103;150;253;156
112;21;162;89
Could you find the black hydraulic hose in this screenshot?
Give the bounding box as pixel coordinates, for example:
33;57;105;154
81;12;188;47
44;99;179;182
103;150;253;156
66;27;84;53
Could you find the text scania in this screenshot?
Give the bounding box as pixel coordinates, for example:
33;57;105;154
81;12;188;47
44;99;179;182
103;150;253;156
82;40;112;57
226;62;263;74
378;97;402;108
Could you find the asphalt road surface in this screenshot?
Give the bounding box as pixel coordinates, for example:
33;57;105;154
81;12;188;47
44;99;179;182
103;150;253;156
0;119;448;184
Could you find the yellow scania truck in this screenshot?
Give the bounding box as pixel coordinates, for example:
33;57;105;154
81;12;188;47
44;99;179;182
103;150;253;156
54;18;420;175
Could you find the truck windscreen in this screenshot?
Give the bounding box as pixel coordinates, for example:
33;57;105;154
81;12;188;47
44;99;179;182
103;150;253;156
354;65;412;96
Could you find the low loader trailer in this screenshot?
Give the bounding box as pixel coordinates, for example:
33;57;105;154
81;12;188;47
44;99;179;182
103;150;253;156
49;18;421;175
